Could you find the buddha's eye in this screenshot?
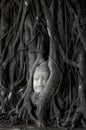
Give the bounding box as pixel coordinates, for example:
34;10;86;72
43;75;49;81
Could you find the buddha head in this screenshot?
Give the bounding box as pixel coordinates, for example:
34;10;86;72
33;62;50;93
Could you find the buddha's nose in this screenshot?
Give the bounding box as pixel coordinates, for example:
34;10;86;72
38;78;43;86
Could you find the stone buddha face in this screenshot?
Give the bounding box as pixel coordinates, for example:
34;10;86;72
33;62;50;93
